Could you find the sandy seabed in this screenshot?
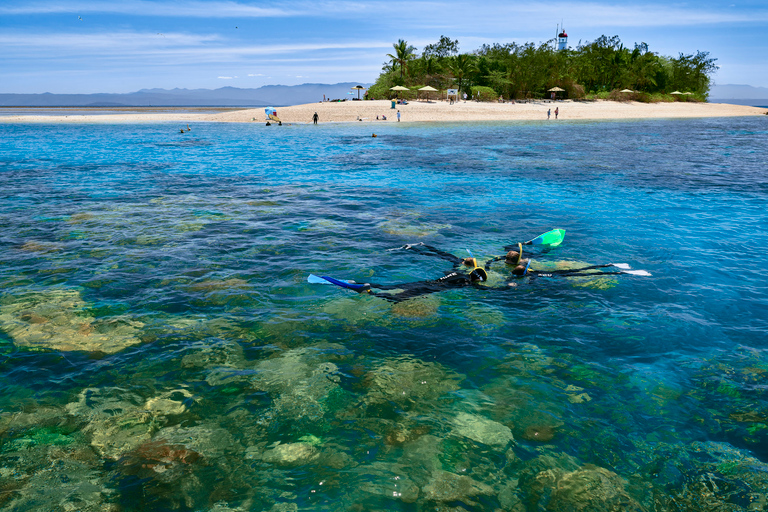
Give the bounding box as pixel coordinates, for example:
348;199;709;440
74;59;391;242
1;99;765;125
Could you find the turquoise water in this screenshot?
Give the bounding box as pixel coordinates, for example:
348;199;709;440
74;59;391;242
1;117;767;511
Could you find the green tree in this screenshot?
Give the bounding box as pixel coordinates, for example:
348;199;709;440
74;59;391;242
387;39;417;80
670;51;718;96
371;33;716;102
423;35;459;59
448;54;475;96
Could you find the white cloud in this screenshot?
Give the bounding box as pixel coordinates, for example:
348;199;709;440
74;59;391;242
0;1;295;17
1;0;766;30
0;31;392;65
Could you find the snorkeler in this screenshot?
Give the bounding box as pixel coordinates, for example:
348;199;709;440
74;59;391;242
307;242;490;302
354;266;489;303
309;232;651;302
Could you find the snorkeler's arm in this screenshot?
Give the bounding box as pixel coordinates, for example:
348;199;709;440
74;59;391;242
483;255;506;270
394;243;465;266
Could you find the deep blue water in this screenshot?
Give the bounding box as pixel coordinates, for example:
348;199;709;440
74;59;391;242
1;117;767;511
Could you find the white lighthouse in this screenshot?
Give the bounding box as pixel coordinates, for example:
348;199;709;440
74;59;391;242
557;25;568;51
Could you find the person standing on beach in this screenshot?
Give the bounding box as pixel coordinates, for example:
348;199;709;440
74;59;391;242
397;110;401;122
547;109;551;120
313;112;318;125
555;107;559;119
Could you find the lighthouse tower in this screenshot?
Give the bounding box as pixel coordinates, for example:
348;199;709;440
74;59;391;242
557;25;568;51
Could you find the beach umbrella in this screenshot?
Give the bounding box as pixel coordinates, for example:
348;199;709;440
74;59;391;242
351;85;365;100
620;89;634;93
418;85;438;101
389;85;410;98
547;86;565;100
670;91;682;95
683;92;693;95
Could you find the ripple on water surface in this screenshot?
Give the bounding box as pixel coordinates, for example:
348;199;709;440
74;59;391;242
0;117;767;511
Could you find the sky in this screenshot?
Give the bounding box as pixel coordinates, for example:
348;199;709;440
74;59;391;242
1;0;767;94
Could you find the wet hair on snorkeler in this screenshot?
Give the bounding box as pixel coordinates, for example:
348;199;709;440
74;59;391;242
505;243;524;265
469;267;488;282
511;259;531;276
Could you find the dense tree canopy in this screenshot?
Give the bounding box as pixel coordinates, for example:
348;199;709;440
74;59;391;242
368;34;718;101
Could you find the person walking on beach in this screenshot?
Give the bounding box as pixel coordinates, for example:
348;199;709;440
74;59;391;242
313;112;318;125
397;110;401;122
555;107;559;119
547;109;551;120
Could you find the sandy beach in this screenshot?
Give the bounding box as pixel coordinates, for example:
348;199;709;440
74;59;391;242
1;99;765;125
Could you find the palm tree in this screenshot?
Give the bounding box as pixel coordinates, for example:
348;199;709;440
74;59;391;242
448;54;475;96
387;39;417;80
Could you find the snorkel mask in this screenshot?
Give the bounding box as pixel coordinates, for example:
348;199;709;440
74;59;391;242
469;267;488;282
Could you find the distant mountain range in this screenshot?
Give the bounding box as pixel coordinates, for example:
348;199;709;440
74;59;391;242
0;83;371;108
1;82;765;107
709;84;768;106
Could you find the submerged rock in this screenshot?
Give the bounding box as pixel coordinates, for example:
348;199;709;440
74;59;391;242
185;278;250;292
378;216;451;238
65;387;195;460
19;241;62;253
421;469;494;503
521;424;558;442
260;442;320;465
0;455;114;512
520;454;644;512
345;461;420;504
364;356;464;407
390;295;440;318
550;465;644;511
452;412;514;447
0;288;143;353
248;346;345;424
181;338;246;370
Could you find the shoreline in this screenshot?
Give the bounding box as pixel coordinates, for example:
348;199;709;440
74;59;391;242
0;99;765;125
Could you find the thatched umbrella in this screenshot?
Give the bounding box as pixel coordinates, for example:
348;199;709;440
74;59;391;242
351;85;365;100
418;85;438;101
389;85;410;99
548;86;565;100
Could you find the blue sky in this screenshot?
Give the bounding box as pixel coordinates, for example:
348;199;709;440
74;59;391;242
1;0;767;93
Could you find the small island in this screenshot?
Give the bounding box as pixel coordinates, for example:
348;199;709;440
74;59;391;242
2;34;766;124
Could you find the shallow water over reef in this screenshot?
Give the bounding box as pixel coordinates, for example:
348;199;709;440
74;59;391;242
1;117;767;511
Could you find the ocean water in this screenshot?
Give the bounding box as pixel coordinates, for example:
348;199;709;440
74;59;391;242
1;117;767;511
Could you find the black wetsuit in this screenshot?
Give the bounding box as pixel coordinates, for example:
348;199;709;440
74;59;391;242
366;271;474;302
357;243;477;302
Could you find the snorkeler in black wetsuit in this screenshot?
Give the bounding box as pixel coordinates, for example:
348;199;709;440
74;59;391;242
361;266;488;303
344;242;489;302
334;242;649;303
